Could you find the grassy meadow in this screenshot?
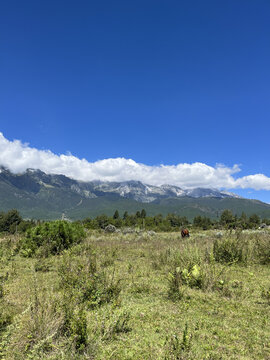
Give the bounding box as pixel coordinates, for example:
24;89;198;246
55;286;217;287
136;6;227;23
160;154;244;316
0;228;270;359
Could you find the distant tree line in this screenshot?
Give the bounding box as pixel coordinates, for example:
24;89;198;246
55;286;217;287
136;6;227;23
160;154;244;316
193;210;266;230
83;209;269;231
82;209;189;232
0;208;269;234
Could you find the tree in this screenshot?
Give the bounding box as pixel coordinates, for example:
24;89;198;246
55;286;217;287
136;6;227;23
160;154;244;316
95;214;109;229
0;209;22;233
262;217;270;226
141;209;146;218
113;210;119;219
193;215;202;227
179;216;189;226
248;214;260;228
153;214;163;225
238;212;248;229
123;211;129;220
166;213;180;228
220;210;235;227
129;214;137;226
193;215;211;229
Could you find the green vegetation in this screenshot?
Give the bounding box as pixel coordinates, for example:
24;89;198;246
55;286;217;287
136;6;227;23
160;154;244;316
19;221;86;257
0;209;34;234
83;210;189;232
82;208;267;232
0;208;268;237
0;222;269;359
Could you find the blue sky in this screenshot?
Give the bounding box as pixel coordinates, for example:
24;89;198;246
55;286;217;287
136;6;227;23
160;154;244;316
1;1;270;201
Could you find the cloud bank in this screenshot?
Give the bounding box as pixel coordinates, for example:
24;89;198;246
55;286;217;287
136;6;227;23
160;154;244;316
1;132;270;190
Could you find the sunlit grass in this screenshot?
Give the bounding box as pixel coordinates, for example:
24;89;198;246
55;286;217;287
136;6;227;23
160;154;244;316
0;230;269;359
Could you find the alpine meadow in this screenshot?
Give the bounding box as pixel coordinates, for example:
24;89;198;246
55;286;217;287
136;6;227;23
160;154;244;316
0;221;270;359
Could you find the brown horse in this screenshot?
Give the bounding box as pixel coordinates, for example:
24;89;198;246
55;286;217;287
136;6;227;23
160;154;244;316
181;228;190;238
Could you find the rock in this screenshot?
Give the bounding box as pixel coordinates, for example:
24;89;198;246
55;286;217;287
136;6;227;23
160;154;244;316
105;224;116;233
122;227;135;234
147;230;156;236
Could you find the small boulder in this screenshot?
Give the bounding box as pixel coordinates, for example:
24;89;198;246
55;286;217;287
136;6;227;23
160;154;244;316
105;224;116;233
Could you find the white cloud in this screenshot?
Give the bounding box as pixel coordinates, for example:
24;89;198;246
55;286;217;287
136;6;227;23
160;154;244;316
0;132;270;190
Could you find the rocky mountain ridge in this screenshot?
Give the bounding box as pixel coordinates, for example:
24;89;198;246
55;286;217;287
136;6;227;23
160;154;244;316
2;166;269;221
0;166;240;203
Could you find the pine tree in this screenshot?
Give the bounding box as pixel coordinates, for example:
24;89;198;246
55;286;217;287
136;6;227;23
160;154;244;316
141;209;146;218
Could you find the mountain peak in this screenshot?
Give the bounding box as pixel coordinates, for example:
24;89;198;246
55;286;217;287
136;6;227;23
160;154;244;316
0;166;241;201
0;166;268;220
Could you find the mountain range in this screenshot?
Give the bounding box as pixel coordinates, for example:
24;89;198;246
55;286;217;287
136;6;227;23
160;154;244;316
1;166;270;220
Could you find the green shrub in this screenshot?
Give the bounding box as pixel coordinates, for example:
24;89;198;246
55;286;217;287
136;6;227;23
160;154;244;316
168;267;186;301
255;235;270;264
180;264;204;289
61;303;88;351
168;261;230;296
213;236;245;264
19;221;86;257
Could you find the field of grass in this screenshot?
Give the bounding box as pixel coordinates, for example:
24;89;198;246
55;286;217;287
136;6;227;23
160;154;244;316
0;229;270;359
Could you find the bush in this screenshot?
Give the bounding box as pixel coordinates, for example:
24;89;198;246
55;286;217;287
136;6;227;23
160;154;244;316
168;261;231;297
167;267;186;301
61;303;88;351
19;221;86;257
0;209;22;233
213;236;246;264
255;235;270;264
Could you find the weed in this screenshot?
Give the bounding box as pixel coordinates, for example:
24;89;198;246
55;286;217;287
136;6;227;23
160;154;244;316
164;323;192;359
58;253;121;309
261;285;270;305
130;281;151;294
34;259;52;272
168;268;186;301
61;301;88;351
101;311;131;341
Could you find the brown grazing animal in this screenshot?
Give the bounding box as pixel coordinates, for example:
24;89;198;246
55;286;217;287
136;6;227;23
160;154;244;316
181;228;189;238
